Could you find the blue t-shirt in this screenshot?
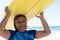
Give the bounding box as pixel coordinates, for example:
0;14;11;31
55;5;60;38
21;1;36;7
9;30;36;40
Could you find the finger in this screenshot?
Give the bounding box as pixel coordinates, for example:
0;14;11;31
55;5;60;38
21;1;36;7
41;11;43;14
5;6;8;10
36;16;39;18
6;6;8;8
36;14;40;18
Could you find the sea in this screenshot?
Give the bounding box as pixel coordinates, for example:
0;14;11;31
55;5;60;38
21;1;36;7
27;26;60;40
27;26;60;32
0;26;60;40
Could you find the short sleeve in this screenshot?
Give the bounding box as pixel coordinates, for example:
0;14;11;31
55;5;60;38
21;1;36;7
9;30;17;40
27;30;36;38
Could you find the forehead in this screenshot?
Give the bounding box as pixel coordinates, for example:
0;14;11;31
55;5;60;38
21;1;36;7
15;16;26;21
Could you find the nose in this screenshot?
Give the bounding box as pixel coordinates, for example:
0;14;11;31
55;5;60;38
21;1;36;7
20;23;24;25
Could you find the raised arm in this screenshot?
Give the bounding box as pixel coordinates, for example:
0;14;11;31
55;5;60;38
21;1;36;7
35;12;51;39
0;7;11;39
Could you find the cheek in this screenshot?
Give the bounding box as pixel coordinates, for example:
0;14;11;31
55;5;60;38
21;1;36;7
15;23;20;28
25;23;27;26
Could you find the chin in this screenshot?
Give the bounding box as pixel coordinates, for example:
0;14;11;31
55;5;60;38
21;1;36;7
18;29;26;32
18;27;27;32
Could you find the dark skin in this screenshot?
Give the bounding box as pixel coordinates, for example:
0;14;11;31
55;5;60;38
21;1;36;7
0;7;51;40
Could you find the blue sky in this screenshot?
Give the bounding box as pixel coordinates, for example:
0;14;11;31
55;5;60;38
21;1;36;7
0;0;60;26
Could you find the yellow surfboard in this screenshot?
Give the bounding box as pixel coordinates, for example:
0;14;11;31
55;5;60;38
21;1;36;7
3;0;54;30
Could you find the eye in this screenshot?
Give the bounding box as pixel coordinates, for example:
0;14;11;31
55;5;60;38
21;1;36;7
23;21;26;23
16;21;26;24
16;22;20;24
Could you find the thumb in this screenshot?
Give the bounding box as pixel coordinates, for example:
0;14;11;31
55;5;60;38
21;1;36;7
36;14;40;18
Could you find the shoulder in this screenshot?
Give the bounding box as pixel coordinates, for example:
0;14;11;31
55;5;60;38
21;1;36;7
27;30;36;38
9;30;17;39
27;30;36;35
27;30;36;34
9;30;17;36
9;30;17;33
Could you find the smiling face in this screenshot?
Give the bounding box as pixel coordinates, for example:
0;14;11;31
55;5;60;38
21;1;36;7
14;15;27;32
